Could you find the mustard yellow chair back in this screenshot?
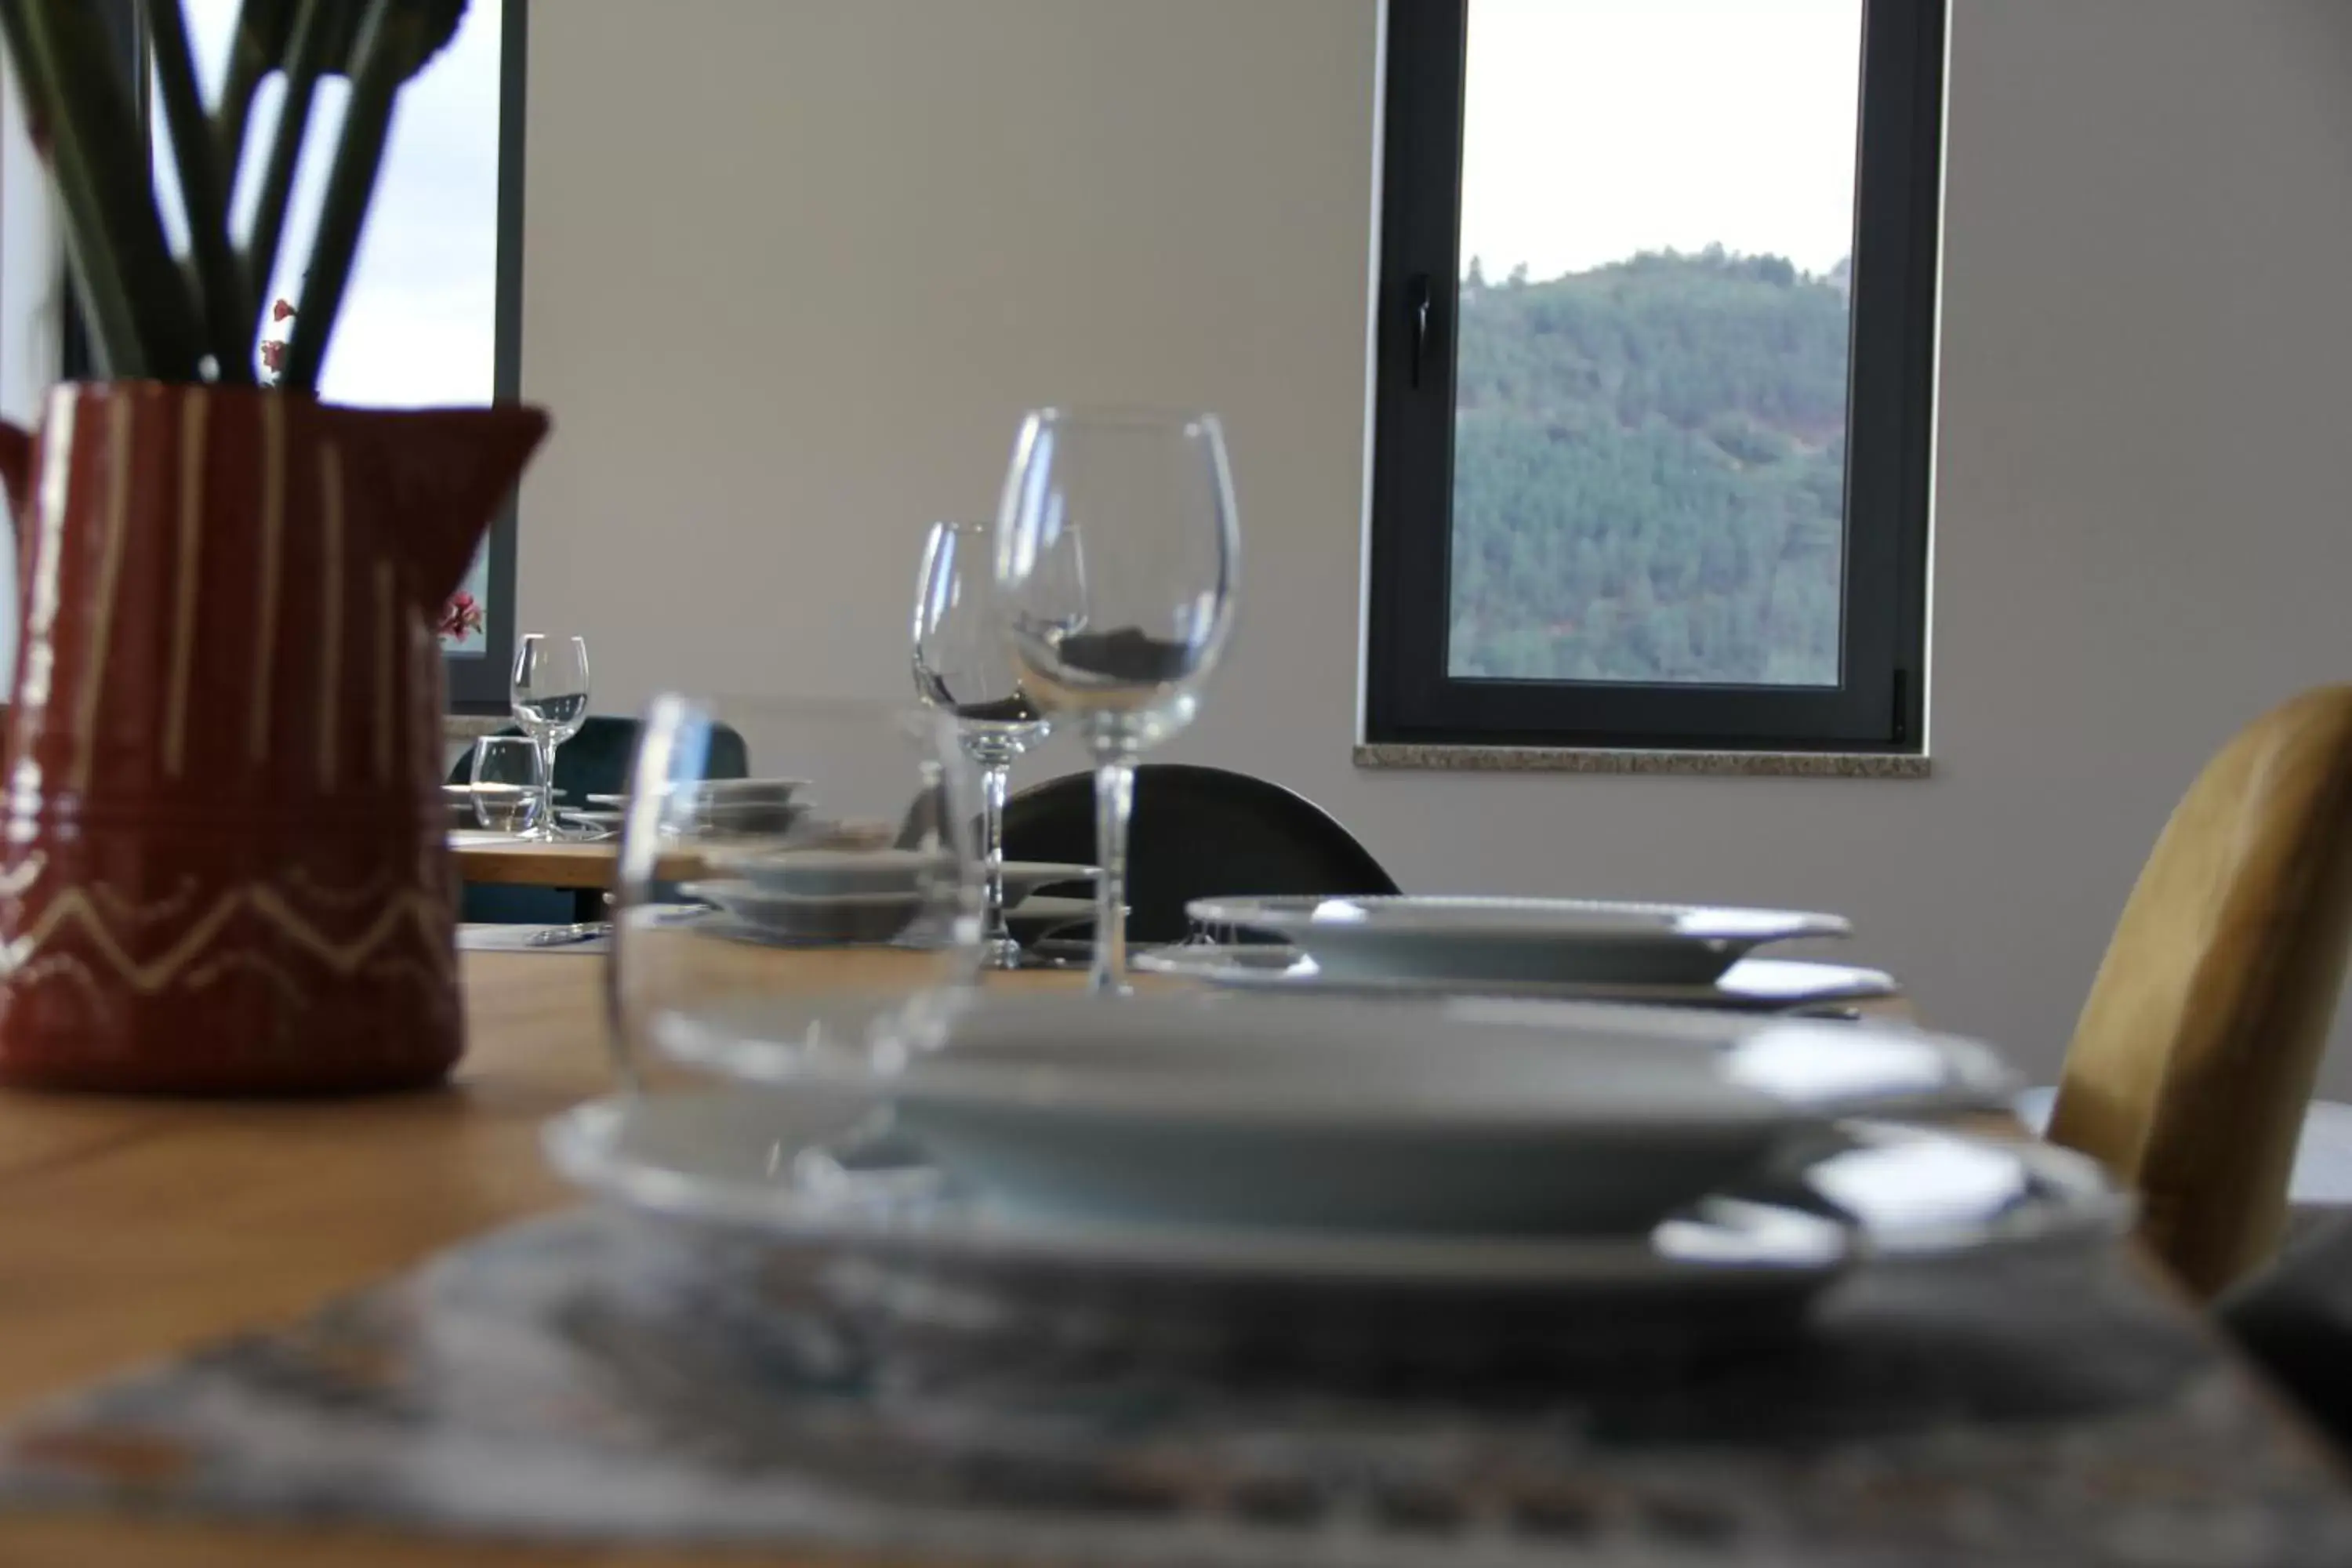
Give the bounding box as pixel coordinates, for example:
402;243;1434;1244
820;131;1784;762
2049;685;2352;1298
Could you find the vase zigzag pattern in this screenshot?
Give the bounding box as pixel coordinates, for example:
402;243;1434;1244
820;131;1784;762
0;381;547;1094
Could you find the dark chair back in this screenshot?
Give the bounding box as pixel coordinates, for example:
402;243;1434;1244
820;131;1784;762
2222;1214;2352;1452
445;715;750;800
2048;685;2352;1296
1000;764;1398;945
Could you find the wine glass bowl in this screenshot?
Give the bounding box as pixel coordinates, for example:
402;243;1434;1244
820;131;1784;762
995;408;1240;990
511;633;590;841
997;409;1236;754
609;695;985;1091
467;735;544;834
912;520;1071;968
913;521;1053;756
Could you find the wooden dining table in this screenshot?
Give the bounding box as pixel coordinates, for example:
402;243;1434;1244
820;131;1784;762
0;953;2345;1564
0;952;1110;1566
450;832;627;891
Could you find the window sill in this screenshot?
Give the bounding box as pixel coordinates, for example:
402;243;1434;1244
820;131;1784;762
1352;744;1931;779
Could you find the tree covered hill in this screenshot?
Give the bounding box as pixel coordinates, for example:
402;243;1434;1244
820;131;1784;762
1449;247;1852;685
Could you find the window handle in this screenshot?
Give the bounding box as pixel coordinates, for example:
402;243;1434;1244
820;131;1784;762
1406;274;1433;389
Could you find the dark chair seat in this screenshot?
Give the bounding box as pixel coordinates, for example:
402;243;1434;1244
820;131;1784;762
1000;763;1397;945
2222;1214;2352;1454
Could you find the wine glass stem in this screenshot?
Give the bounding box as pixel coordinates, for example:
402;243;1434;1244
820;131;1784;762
537;735;558;837
979;759;1014;959
1091;750;1134;994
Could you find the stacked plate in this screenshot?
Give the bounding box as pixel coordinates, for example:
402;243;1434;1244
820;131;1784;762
550;978;2129;1364
441;780;535;830
555;802;626;837
683;846;1097;948
678;777;811;839
579;780;815;841
1167;895;1890;1011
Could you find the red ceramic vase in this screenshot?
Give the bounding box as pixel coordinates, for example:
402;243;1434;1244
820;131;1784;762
0;382;548;1094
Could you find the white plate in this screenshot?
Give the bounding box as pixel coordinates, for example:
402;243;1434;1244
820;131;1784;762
673;779;815;838
1137;945;1897;1012
1189;895;1849;987
444;782;533;815
996;862;1098;906
679;879;925;945
601;780;807;814
692;777;810;802
658;898;1094;955
652;990;2013;1235
543;1090;2129;1328
1004;895;1098;942
701;846;958;898
691;805;810;839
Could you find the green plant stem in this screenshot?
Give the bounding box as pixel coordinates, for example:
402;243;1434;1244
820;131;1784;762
145;0;254;380
0;0;201;376
242;0;334;356
281;0;403;391
24;0;201;376
0;2;133;372
210;0;268;215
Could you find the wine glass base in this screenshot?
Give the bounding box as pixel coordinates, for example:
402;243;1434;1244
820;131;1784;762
981;935;1025;971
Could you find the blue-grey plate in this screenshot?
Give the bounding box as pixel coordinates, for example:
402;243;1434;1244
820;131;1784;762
1188;895;1849;987
1138;944;1896;1013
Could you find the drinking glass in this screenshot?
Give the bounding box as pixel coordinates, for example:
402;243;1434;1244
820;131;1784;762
511;633;590;840
994;408;1239;991
468;735;543;833
912;520;1081;968
607;695;982;1092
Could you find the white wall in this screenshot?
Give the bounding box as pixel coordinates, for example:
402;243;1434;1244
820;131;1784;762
521;0;2352;1094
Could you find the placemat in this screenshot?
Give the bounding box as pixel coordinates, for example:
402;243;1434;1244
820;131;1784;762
2;1207;2349;1566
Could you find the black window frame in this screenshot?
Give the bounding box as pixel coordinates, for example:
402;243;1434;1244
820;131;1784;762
85;0;527;713
1365;0;1944;753
452;0;529;713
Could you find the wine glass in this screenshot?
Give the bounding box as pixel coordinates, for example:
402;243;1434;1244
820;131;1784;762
995;408;1239;991
467;735;543;833
511;633;590;841
607;695;982;1093
912;520;1080;968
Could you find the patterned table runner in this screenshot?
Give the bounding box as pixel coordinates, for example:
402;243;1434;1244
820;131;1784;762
2;1207;2349;1565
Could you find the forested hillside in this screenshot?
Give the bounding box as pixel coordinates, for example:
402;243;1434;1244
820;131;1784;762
1449;247;1851;685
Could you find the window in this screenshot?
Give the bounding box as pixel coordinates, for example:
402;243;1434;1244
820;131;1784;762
1366;0;1942;752
132;0;526;708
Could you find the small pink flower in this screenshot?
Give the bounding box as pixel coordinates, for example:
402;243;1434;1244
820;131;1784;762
271;298;296;322
438;592;484;641
259;339;287;373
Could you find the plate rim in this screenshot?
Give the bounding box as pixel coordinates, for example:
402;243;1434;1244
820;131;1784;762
681;878;926;911
1136;945;1899;1008
996;860;1101;885
1188;894;1852;947
542;1091;2129;1291
648;989;2017;1133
